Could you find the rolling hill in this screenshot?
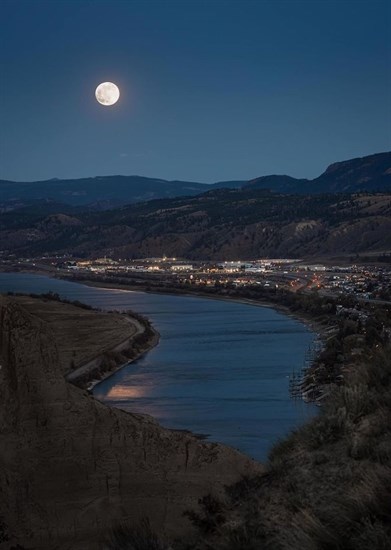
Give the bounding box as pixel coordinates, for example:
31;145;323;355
1;189;390;260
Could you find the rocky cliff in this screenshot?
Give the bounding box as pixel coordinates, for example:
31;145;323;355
0;296;261;549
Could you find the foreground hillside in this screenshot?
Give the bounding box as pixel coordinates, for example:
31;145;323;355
0;296;260;549
1;191;390;260
180;345;391;550
7;294;136;374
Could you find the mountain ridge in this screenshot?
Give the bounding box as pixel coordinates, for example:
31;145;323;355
1;152;390;210
244;152;391;193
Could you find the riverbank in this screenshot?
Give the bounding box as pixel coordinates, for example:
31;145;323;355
66;274;389;409
3;292;160;391
71;278;336;400
62;308;160;391
76;325;160;391
3;269;334;399
75;278;332;340
0;267;332;339
4;269;345;406
65;277;337;405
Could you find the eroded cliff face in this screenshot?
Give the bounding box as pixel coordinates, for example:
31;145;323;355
0;297;262;549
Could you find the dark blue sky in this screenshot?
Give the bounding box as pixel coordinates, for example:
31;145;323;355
1;0;390;183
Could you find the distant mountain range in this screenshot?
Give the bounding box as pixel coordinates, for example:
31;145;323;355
0;175;244;211
245;152;391;194
1;152;390;211
1;152;390;260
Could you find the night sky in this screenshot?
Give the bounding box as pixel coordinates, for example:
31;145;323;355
1;0;390;183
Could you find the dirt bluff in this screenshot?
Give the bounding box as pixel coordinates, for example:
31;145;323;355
0;296;261;549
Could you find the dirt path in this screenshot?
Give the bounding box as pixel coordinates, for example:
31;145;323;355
65;314;145;384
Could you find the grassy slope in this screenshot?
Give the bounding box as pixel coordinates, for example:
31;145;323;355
11;295;134;374
179;346;391;550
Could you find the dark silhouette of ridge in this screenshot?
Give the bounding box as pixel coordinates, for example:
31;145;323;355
0;152;389;210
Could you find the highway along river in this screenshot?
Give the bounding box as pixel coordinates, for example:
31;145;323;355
0;272;316;461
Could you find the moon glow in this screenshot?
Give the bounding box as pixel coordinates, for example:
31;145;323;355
95;82;120;106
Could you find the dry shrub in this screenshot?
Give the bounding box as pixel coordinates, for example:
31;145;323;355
104;518;169;550
349;518;391;550
276;509;342;550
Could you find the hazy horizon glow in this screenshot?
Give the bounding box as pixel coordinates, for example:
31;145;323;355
0;0;390;183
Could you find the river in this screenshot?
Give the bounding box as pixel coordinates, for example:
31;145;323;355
0;272;316;461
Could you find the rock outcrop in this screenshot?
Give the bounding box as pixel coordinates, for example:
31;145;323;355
0;296;262;549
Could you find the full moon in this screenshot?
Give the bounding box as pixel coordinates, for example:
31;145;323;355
95;82;120;106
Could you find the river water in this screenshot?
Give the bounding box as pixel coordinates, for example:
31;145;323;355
0;272;315;461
